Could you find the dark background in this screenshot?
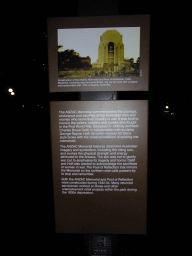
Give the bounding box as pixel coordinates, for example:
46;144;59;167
2;1;191;254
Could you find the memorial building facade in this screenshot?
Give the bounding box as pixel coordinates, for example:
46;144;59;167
92;29;126;71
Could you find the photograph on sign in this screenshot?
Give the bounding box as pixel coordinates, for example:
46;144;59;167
58;27;140;79
48;15;150;92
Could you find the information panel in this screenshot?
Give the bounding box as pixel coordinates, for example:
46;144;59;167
50;100;148;234
48;15;150;92
89;236;111;256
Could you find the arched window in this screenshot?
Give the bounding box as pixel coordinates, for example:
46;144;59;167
108;42;114;53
